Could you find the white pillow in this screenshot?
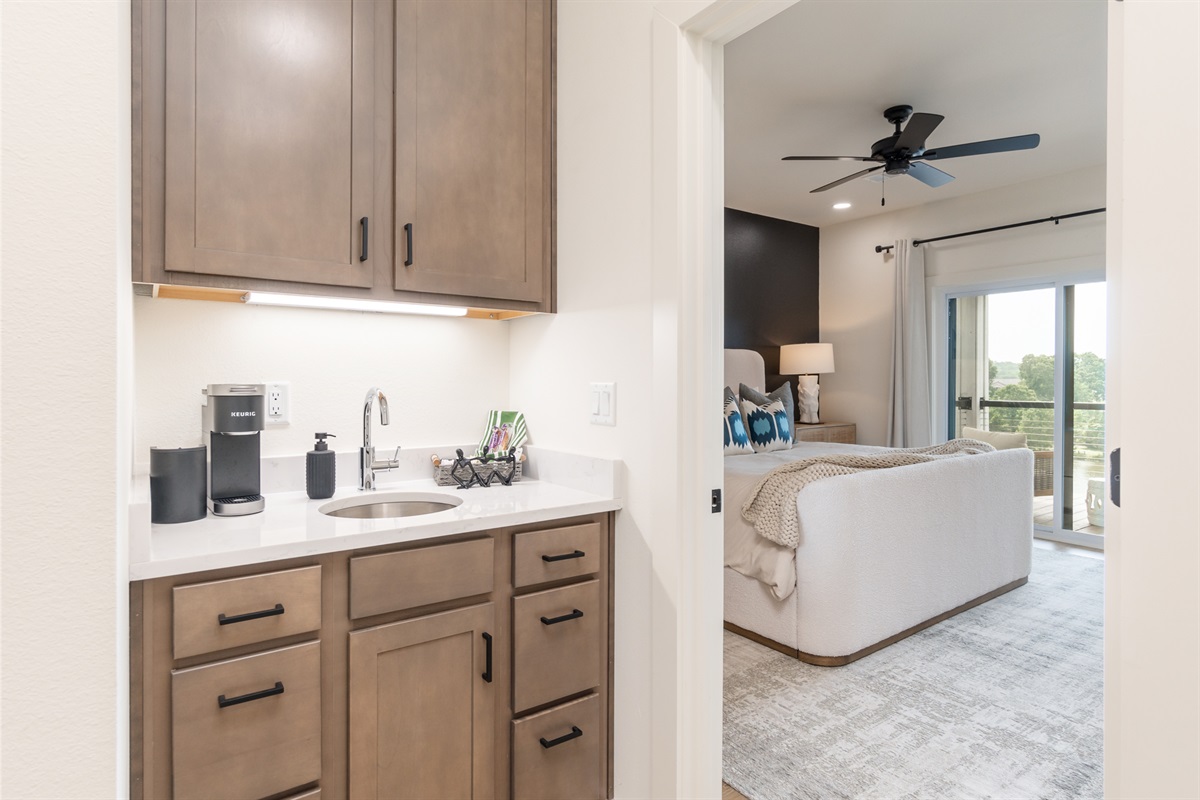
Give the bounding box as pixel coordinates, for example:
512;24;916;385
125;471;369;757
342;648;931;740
962;426;1026;450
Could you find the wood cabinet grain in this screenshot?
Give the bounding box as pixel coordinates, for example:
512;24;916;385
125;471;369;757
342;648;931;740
163;0;377;288
133;0;556;312
392;0;552;306
348;604;495;799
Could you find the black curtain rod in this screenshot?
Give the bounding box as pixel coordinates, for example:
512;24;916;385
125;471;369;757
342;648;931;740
873;207;1106;253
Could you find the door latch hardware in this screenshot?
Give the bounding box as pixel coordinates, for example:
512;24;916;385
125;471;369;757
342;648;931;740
1110;448;1120;507
712;488;722;513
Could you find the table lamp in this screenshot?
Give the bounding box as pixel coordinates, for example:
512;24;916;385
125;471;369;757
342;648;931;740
781;343;835;424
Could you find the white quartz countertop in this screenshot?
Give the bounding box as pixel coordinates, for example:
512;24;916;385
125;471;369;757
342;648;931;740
129;476;621;581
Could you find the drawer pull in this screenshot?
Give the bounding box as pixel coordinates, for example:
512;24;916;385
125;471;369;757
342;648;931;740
540;609;583;626
217;681;284;709
539;726;583;749
482;632;493;683
541;550;585;563
217;603;285;626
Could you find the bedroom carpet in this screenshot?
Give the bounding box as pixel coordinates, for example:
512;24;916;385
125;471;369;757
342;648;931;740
723;547;1103;800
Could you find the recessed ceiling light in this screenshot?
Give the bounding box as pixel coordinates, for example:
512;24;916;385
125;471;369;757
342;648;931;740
832;202;851;210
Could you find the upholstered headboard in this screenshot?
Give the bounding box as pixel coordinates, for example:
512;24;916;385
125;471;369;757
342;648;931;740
724;349;765;394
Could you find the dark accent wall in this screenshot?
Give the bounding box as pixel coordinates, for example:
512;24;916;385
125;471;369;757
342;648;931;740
724;208;820;388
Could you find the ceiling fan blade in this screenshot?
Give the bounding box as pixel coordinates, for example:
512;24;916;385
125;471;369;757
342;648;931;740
782;155;876;162
921;133;1040;161
906;161;955;188
894;112;944;153
810;165;884;193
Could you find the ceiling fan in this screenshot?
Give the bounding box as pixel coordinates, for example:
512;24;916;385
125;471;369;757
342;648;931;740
783;105;1040;194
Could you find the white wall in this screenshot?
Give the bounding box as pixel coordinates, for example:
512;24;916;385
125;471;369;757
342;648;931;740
509;2;657;793
819;166;1105;445
133;297;510;462
1;2;127;796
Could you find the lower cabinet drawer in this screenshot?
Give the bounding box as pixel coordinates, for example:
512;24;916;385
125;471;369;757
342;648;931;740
349;537;493;619
173;564;322;660
512;579;601;713
171;641;321;800
512;693;602;800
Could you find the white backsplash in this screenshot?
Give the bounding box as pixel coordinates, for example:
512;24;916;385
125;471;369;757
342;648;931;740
132;444;620;502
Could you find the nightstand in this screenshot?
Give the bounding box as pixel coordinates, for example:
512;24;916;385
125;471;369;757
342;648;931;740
793;421;856;444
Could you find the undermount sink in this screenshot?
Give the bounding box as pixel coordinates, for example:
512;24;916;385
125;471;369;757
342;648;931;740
318;492;463;520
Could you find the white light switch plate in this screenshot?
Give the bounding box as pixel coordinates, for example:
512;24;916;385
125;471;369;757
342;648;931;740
589;382;615;426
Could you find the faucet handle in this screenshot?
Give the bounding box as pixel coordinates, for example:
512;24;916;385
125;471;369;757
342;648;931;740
388;445;401;467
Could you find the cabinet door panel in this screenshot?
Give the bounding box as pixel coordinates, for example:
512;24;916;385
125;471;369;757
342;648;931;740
165;0;375;287
394;0;548;303
349;603;495;799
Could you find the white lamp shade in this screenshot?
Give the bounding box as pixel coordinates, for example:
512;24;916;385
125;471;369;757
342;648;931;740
781;343;835;375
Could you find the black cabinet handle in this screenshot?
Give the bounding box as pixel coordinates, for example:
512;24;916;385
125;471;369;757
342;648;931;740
360;216;369;262
217;681;284;709
404;222;413;267
482;632;493;683
540;726;583;749
217;603;284;626
540;609;583;626
541;550;585;563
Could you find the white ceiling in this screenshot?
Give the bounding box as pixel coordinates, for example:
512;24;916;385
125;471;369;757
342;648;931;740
724;0;1108;229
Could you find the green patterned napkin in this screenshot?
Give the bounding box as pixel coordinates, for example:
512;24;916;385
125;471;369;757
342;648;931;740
476;410;528;458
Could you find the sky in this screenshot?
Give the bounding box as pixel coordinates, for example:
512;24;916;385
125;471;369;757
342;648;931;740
985;282;1106;362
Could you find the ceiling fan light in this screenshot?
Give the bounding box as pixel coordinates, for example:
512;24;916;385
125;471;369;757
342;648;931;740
832;202;851;210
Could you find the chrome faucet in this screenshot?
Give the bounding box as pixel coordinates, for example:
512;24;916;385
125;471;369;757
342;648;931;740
360;387;400;490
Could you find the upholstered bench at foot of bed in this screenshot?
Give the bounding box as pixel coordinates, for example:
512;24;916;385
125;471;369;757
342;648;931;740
724;447;1034;666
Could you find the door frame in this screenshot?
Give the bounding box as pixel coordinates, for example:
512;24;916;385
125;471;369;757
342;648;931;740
671;1;1200;796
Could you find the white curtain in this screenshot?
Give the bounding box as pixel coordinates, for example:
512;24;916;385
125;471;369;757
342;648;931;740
887;240;932;447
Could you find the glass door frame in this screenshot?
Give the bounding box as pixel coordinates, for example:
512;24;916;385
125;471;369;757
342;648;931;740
930;265;1105;550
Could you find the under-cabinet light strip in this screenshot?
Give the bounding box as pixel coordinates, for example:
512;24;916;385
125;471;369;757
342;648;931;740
242;291;468;317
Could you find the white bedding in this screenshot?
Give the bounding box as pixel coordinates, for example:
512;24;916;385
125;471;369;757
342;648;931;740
724;441;886;600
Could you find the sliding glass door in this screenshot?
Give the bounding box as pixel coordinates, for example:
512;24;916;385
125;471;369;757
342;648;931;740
944;279;1106;548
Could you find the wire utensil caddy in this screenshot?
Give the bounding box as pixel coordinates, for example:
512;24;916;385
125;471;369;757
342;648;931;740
431;448;524;489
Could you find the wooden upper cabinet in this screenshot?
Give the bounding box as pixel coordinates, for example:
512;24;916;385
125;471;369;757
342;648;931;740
163;0;376;288
393;0;552;305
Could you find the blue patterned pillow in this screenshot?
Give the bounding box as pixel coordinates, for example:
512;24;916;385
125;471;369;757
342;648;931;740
723;386;752;456
740;382;794;430
739;396;792;453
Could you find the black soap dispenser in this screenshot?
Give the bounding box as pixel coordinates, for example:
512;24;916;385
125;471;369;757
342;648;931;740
306;433;336;499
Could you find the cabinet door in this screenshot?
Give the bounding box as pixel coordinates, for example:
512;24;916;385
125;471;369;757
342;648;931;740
348;603;496;799
393;0;551;304
165;0;376;287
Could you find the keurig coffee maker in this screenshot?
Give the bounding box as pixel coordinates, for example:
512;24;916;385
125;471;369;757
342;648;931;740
201;384;266;516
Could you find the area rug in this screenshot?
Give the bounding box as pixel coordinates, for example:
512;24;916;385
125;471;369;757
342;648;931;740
723;547;1103;800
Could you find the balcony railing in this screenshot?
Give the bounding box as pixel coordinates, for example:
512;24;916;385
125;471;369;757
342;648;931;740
970;399;1107;532
974;398;1106;483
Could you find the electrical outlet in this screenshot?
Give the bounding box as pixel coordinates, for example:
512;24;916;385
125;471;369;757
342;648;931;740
265;382;290;425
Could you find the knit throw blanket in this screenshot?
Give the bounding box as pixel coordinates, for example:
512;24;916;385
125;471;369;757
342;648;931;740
741;440;996;548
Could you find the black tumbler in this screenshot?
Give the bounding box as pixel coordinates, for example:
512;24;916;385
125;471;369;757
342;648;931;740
150;446;207;524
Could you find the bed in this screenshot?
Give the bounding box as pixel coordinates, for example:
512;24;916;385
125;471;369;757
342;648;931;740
723;349;1034;666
